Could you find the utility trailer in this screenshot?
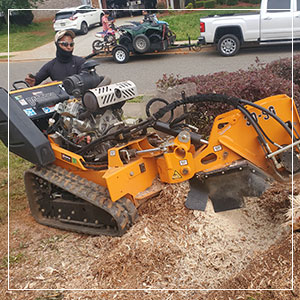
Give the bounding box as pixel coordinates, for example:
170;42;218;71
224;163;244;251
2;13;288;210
86;38;203;63
88;17;203;63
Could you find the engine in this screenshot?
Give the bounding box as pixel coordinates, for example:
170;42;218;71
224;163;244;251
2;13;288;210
55;100;123;137
48;79;138;163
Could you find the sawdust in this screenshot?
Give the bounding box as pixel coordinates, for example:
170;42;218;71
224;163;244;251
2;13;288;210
287;195;300;231
3;176;295;299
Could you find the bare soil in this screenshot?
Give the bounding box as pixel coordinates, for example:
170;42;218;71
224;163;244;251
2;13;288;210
1;178;299;300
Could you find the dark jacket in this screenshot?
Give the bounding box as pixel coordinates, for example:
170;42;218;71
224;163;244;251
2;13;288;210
34;56;85;85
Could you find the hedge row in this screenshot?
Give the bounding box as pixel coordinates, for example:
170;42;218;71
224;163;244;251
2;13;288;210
188;0;216;8
156;55;299;136
186;0;256;8
242;0;260;3
226;0;238;5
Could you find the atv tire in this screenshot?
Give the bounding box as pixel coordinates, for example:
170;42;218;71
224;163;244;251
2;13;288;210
119;35;132;49
112;46;130;64
133;34;150;53
149;33;162;44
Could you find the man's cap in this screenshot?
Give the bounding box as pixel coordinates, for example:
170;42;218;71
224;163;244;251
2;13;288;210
55;30;75;43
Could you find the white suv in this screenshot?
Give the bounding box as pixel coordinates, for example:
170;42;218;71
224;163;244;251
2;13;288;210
53;5;103;35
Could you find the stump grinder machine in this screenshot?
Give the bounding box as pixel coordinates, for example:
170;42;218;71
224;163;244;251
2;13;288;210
1;61;300;236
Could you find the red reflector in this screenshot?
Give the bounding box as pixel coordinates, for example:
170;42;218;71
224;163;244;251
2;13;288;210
200;22;205;33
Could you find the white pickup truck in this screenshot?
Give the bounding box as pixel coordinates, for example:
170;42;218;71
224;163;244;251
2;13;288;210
198;0;300;56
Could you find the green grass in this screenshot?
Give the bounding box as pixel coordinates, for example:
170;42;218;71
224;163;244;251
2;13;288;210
0;26;8;52
2;252;24;268
0;19;55;52
159;7;259;40
0;142;32;222
40;234;69;251
35;292;64;300
127;95;143;103
0;141;8;168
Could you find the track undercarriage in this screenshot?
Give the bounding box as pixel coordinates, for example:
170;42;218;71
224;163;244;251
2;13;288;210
25;164;138;236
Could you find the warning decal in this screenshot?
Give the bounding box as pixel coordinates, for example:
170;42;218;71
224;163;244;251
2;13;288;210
172;170;182;180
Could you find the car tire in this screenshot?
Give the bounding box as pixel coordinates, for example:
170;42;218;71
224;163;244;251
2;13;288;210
80;22;88;35
217;34;240;57
133;34;150;53
112;46;130;64
99;13;104;26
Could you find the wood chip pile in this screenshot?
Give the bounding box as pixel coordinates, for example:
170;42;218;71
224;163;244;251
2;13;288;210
290;195;300;231
90;181;290;289
5;179;297;299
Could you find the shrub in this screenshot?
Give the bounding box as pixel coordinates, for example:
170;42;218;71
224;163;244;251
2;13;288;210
183;69;299;135
156;57;300;136
249;0;260;3
226;0;238;5
216;0;227;4
195;1;205;8
156;73;182;91
9;11;34;26
185;0;194;5
0;17;6;30
185;2;194;8
264;54;300;87
204;0;216;8
185;0;194;8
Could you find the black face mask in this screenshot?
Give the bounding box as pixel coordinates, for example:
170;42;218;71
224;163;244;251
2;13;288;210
56;42;73;63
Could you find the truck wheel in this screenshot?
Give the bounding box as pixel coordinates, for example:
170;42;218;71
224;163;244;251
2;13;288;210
80;22;88;35
217;34;240;56
112;46;130;64
133;34;150;53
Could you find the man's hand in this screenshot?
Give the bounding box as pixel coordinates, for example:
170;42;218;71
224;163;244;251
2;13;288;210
25;74;36;87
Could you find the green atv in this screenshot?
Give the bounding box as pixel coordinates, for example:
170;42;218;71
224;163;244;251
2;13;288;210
112;17;176;63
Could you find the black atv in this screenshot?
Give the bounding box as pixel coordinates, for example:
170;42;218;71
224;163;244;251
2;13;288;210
112;15;176;63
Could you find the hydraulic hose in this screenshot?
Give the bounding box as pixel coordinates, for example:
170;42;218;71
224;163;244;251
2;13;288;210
151;94;241;121
149;93;292;153
239;99;294;139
